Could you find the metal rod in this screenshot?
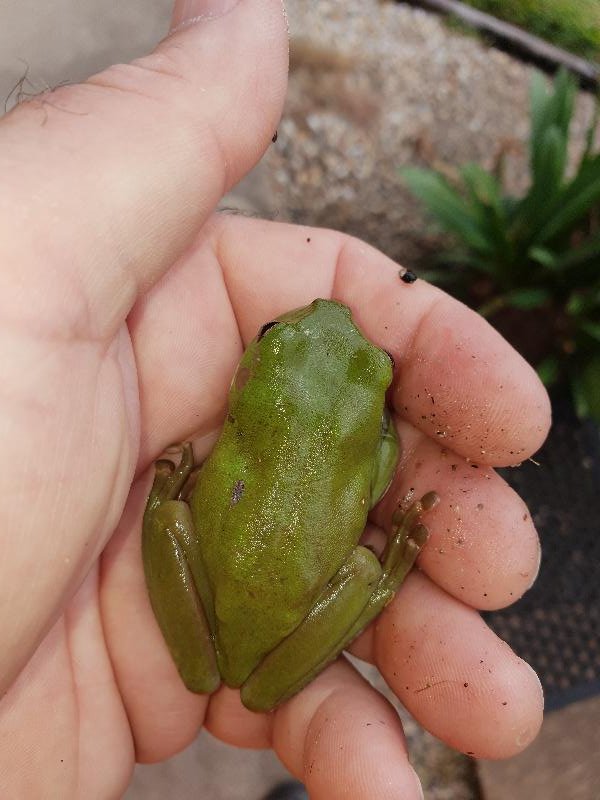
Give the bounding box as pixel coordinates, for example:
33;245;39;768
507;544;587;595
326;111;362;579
402;0;600;89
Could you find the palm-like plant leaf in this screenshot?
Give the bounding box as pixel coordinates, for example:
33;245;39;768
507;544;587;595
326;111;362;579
402;67;600;422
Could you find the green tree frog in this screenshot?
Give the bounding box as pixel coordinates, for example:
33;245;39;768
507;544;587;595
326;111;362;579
143;299;438;712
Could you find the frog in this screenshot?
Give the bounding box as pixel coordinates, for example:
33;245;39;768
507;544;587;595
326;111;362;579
142;298;439;712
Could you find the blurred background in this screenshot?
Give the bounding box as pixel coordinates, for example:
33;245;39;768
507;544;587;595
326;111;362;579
1;1;599;798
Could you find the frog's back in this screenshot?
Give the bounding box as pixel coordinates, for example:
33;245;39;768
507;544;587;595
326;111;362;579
191;300;393;686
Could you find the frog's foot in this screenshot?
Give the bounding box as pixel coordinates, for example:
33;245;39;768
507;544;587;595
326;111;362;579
239;492;439;713
146;442;196;510
380;490;440;589
142;443;220;695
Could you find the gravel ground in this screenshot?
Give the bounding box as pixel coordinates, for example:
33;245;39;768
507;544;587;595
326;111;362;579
232;0;597;270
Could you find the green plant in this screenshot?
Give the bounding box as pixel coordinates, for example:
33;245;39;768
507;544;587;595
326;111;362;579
403;68;600;422
461;0;600;62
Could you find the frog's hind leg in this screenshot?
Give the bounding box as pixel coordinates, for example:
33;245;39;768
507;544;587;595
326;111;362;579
240;492;438;712
142;444;220;694
240;546;381;712
342;491;440;642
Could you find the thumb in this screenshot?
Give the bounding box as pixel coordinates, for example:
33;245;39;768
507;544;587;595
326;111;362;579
0;0;287;693
0;0;288;339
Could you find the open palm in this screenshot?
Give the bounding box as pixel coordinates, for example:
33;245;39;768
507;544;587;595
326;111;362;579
0;2;548;798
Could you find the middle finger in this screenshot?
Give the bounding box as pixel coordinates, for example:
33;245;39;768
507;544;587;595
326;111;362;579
372;418;541;611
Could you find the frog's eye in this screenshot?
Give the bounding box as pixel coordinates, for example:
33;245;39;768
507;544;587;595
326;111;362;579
383;350;395;370
257;320;279;341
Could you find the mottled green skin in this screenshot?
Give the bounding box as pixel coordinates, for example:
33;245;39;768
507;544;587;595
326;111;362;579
141;299;423;710
191;299;395;686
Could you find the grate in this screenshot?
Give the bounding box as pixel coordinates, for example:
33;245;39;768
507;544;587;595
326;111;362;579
485;395;600;711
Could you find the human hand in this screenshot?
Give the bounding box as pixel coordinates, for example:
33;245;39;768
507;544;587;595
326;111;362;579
0;1;548;798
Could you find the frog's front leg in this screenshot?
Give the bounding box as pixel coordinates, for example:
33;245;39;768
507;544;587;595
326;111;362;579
240;492;439;712
142;444;220;694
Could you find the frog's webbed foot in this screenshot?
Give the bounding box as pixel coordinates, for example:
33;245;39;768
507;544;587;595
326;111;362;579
142;443;220;695
240;492;439;712
380;490;440;592
146;443;196;511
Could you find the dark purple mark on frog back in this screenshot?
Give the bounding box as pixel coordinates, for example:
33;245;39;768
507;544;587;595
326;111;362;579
231;480;245;506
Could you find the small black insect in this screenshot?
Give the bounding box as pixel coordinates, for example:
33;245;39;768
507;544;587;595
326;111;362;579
400;269;418;284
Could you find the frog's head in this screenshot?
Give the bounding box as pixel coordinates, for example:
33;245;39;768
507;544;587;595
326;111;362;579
229;299;394;418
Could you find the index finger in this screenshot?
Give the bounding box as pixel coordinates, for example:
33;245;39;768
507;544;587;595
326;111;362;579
216;216;551;466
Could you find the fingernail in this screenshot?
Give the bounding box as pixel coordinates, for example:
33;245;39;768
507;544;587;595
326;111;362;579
170;0;242;32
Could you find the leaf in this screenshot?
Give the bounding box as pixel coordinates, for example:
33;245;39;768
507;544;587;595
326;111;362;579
528;246;559;269
571;355;600;422
460;163;502;207
567;286;600;316
539;126;568;198
581;94;600;168
533;154;600;244
402;168;495;255
504;287;552;310
555;229;600;273
537;356;561;386
460;163;512;265
579;320;600;343
529;68;575;185
529;71;551;175
552;68;576;141
515;126;569;242
512;70;581;246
